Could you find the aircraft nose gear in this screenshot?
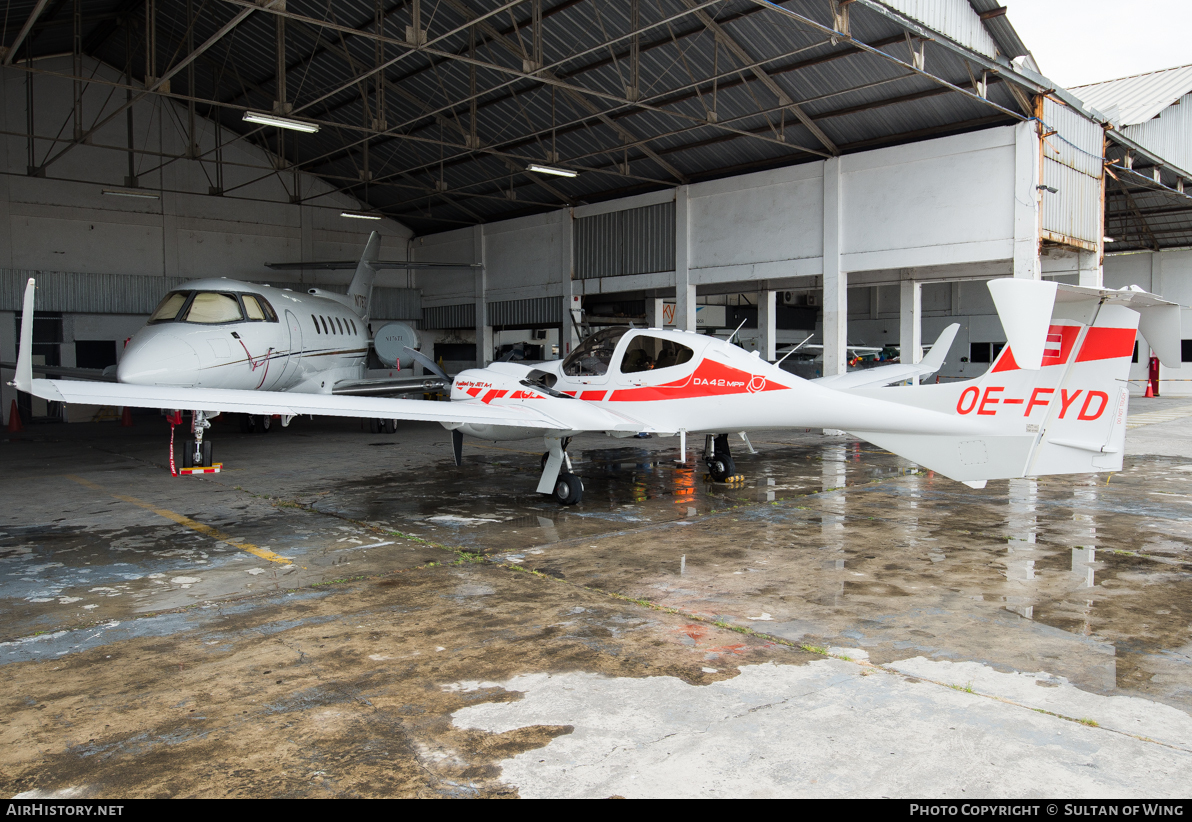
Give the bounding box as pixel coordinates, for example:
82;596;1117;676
705;433;743;483
182;410;215;469
538;436;582;505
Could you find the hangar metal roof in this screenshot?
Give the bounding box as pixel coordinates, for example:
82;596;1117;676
1071;64;1192;127
0;0;1054;234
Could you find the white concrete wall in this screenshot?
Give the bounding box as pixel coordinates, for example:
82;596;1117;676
1107;249;1192;396
1;58;412;289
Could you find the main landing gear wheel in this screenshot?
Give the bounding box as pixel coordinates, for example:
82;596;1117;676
707;454;737;482
552;472;584;505
240;414;272;434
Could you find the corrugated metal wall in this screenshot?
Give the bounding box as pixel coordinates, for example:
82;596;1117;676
574;200;675;279
1121;92;1192;176
422;303;476;329
488;296;563;327
878;0;998;58
0;270;421;319
1040;98;1104;251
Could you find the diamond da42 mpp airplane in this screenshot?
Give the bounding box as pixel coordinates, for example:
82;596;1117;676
10;250;1181;504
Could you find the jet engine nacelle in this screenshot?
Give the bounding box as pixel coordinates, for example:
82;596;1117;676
373;322;420;369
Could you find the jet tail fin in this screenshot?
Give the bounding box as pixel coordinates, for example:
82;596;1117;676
12;278;35;394
347;231;381;321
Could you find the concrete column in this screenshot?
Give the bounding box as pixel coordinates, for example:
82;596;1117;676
900;276;922;385
1078;250;1102;287
0;311;14;426
1013;119;1041;280
821;156;846;377
647;297;666;329
674;186;696;331
758;289;777;361
473;224;490;366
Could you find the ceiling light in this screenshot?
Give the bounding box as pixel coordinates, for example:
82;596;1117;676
1103;236;1115;243
527;163;578;178
101;187;159;199
341;211;382;220
242;111;320;133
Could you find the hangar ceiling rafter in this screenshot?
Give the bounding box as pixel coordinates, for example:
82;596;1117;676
2;0;1050;234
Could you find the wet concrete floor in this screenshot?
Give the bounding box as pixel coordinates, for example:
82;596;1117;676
1;398;1190;797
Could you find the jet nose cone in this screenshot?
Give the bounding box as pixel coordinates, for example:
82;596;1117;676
117;332;201;385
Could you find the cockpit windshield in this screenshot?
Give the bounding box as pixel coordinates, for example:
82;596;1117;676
561;327;628;377
148;291;190;323
183;292;244;324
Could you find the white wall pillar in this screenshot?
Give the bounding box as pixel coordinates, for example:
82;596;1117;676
758;289;777;361
674;186;696;331
1078;249;1102;287
900;276;922;385
473;224;490;366
560;210;580;357
822;156;846;377
647;297;666;329
1013;119;1041;280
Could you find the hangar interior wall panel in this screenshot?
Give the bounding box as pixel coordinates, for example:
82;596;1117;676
484;213;567;295
487;296;564;327
1040;98;1105;250
412;227;480;306
422;303;476;330
574;201;675;280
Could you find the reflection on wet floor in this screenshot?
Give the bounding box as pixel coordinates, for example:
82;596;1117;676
2;423;1191;717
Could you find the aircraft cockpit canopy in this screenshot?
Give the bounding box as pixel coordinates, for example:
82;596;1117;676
148;290;278;325
561;326;627;376
620;334;694;373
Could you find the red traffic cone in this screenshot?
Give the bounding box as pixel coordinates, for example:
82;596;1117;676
1144;380;1154;398
7;400;22;433
121;406;134;427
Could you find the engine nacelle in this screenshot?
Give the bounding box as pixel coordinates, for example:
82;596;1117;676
373;321;420;368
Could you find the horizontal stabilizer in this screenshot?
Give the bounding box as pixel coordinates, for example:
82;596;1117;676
266;260;482;271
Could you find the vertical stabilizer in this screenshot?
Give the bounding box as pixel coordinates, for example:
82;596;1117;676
347;231;381;321
13;278;35;393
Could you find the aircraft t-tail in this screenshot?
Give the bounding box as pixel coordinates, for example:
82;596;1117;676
9;256;1180;503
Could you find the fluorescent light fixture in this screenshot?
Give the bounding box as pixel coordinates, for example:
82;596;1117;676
242;111;320;133
341;211;382;220
1103;236;1115;243
527;163;578;178
101;187;159;199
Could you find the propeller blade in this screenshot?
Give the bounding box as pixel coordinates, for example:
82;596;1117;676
403;346;450;381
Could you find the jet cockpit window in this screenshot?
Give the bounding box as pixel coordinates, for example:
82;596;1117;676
183;292;244;324
561;327;628;377
620;334;694;373
148;291;191;323
242;295;267;321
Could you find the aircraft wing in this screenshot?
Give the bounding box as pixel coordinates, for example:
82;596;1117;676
10;278;646;435
265;260;481;271
0;361;117;382
331;375;449;396
812;324;959;391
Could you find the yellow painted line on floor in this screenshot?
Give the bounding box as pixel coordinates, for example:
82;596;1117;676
66;475;292;565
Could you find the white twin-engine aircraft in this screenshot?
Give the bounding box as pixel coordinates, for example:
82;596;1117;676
10;253;1180;504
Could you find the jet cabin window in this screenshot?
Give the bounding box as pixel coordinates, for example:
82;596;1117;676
561;327;627;377
620;335;694;373
148;291;190;323
183;292;243;324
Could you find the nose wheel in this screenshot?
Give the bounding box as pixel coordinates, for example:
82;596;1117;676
705;433;744;483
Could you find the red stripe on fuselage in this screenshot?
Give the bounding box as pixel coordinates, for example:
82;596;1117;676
608;358;790;402
1076;327;1136;362
580;390;607;401
991;325;1088;372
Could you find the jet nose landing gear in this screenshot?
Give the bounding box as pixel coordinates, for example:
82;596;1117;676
705;433;744;483
538;435;583;505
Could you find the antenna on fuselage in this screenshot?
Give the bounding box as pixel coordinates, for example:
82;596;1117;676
775;333;815;366
727;318;748;346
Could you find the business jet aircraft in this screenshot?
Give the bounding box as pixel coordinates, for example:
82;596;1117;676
10;271;1179;504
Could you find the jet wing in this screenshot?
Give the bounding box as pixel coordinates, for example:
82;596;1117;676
331;375;449;396
265;260;481;271
812;324;959;391
0;361;117;382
